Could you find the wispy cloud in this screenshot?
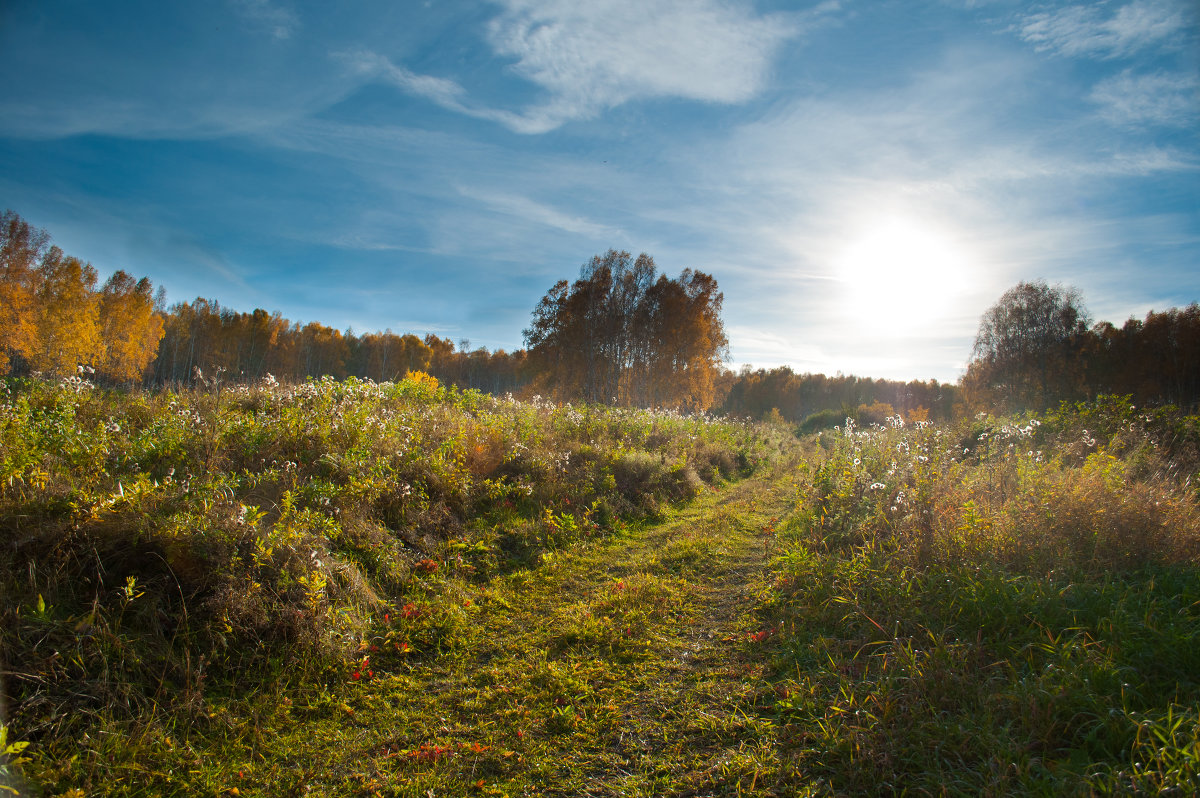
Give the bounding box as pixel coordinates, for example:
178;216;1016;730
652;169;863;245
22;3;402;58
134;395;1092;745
1090;69;1200;127
230;0;299;41
456;186;623;240
339;52;467;108
336;50;549;132
1016;0;1191;59
347;0;823;133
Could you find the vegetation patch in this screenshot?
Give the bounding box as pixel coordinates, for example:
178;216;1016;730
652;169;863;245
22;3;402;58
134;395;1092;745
762;399;1200;794
0;373;783;793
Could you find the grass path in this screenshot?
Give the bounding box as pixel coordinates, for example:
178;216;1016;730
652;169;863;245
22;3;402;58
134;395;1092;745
226;469;800;797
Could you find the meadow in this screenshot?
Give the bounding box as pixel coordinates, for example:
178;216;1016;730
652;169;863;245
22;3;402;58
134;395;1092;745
2;374;1199;795
0;372;782;794
763;398;1200;793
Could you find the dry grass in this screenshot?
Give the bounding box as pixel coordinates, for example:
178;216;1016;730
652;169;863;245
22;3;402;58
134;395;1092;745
0;373;784;791
765;399;1200;793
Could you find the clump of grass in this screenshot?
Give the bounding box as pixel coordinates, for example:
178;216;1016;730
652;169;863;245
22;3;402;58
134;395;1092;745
764;399;1200;793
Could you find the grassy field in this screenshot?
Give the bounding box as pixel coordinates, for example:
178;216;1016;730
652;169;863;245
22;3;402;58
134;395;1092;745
2;376;1199;795
761;400;1200;794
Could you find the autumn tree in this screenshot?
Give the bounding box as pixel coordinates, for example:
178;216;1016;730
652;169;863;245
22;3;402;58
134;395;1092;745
965;280;1090;412
0;210;48;374
31;248;101;376
346;331;434;382
96;270;165;383
1089;306;1200;409
153;298;221;383
524;250;727;410
299;322;349;379
643;269;728;410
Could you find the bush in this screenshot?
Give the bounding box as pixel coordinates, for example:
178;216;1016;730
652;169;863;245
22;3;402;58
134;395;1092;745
798;408;842;435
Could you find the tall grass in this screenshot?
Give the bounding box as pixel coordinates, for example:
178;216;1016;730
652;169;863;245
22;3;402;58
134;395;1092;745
0;372;782;789
766;399;1200;793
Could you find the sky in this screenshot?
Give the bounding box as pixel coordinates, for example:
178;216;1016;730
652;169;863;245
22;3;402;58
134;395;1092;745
1;0;1197;382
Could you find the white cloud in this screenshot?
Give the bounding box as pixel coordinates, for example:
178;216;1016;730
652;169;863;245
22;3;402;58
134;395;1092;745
486;0;796;110
230;0;299;40
339;51;467;107
1017;0;1191;59
352;0;818;133
1090;70;1200;127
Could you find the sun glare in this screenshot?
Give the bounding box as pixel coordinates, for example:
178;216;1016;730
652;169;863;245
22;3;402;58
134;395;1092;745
834;215;970;335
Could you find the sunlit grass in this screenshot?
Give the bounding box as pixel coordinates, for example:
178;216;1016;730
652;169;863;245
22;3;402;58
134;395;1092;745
763;399;1200;793
5;377;1198;795
0;372;785;793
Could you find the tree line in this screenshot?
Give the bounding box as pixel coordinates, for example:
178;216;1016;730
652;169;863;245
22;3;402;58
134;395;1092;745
0;211;533;392
1;210;164;382
150;297;529;394
720;368;959;426
4;210;1196;415
965;280;1200;413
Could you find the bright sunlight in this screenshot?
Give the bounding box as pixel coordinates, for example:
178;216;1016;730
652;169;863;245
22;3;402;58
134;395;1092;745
835;214;971;334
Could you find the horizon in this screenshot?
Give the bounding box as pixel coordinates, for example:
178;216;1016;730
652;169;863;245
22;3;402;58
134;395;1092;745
2;0;1197;383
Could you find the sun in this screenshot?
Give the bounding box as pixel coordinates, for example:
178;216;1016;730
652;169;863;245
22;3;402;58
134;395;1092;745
834;214;971;335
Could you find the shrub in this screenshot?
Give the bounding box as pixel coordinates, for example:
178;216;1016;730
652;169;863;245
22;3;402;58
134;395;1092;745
798;408;842;435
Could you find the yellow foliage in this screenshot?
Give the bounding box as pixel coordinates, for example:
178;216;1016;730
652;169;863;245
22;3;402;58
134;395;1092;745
856;401;895;426
33;253;100;376
405;370;440;391
908;405;930;424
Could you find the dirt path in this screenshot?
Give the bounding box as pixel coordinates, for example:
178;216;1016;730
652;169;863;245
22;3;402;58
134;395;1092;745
271;470;799;797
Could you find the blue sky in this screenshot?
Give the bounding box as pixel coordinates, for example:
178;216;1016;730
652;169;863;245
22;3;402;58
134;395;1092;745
1;0;1196;381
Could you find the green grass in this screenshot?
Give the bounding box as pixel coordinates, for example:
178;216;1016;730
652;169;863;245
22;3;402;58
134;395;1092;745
0;373;788;795
4;382;1199;796
758;402;1200;794
15;467;797;797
